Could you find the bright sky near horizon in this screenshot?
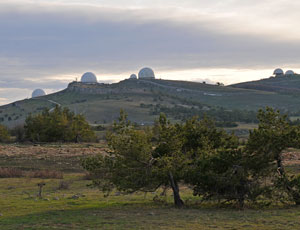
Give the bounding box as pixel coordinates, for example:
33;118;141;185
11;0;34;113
1;0;300;105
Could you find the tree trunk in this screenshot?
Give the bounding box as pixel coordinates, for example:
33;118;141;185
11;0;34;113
169;172;184;208
238;195;245;209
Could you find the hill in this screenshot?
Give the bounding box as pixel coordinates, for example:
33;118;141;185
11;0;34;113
230;74;300;94
1;78;300;128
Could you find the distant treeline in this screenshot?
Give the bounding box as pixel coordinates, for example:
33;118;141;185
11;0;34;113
24;106;96;143
0;105;299;143
144;103;258;126
0;106;96;143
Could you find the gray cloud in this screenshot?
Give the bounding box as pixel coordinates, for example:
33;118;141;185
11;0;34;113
0;1;300;104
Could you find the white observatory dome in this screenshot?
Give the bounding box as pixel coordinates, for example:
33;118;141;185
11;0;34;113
285;70;295;75
32;89;46;98
130;74;137;79
273;68;284;76
81;72;97;83
138;67;155;79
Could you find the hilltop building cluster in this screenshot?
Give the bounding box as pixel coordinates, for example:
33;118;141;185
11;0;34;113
273;68;296;77
30;67;156;98
30;67;299;99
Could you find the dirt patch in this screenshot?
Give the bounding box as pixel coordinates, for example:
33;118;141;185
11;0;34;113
0;144;107;158
0;144;107;172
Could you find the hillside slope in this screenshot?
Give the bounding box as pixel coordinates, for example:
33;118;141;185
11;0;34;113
231;74;300;94
1;79;300;127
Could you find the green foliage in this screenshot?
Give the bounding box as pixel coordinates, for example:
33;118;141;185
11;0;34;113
10;125;25;142
83;108;300;208
83;111;186;207
181;117;254;206
83;110;154;192
0;124;10;142
245;107;300;204
24;106;96;143
151;104;258;125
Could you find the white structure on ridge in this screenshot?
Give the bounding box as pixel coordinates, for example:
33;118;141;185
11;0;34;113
81;72;98;83
285;70;295;75
273;68;284;77
130;74;137;79
32;89;46;98
138;67;155;79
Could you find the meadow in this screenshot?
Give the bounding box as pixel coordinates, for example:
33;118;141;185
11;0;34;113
1;144;300;229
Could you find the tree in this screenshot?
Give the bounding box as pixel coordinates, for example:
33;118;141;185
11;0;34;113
82;108;300;208
25;106;95;142
10;125;26;142
83;112;266;208
82;111;186;208
185;109;300;207
152;114;186;207
70;114;96;143
0;124;10;142
245;107;300;204
181;117;254;207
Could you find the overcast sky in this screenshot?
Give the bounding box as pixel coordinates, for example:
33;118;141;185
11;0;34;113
1;0;300;105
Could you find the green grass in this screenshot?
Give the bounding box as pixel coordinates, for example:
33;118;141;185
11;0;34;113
1;176;300;230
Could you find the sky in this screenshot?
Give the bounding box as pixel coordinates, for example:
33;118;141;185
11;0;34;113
1;0;300;105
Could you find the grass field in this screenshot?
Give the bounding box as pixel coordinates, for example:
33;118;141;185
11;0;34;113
1;144;300;230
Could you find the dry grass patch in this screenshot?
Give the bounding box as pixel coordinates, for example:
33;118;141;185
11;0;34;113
0;167;23;178
0;167;63;179
27;169;63;179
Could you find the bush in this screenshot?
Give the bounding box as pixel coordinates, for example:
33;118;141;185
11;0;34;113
10;125;26;142
25;106;96;143
0;124;10;142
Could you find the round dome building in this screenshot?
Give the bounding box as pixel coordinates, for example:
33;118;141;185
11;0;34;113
285;70;295;75
81;72;98;83
138;68;155;79
130;74;137;79
32;89;46;98
273;68;284;77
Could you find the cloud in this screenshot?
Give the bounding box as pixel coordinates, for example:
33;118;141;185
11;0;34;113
0;1;300;105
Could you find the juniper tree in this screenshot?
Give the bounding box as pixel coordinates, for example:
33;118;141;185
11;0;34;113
245;107;300;204
181;117;252;207
82;111;186;208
